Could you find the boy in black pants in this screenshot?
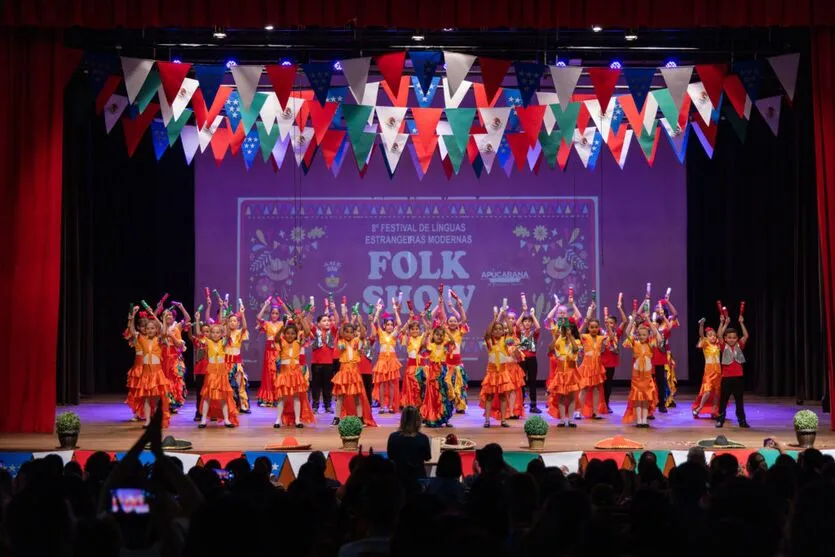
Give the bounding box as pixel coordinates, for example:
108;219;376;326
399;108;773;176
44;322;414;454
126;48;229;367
716;313;750;428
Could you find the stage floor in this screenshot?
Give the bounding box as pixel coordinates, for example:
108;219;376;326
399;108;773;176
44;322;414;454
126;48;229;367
0;392;830;453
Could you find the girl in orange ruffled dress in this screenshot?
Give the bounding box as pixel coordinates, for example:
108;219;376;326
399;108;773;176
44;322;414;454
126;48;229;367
274;317;316;428
161;303;191;413
400;316;426;409
332;314;377;427
501;308;526;419
546;318;581;427
480;311;515;428
622;310;662;428
195;307;238;428
418;325;454;427
224;300;251;414
692;318;722;418
372;299;403;414
124;307;147;421
132;309;171;428
256;297;284;407
187;297;211;422
578;302;608;419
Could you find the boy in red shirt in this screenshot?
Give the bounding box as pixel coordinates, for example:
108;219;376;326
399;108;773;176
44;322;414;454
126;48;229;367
716;313;750;428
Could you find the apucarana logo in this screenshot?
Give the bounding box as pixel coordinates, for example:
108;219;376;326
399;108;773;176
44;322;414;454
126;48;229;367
481;270;530;285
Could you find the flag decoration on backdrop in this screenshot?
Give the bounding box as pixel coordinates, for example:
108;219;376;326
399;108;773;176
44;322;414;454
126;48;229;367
96;52;797;174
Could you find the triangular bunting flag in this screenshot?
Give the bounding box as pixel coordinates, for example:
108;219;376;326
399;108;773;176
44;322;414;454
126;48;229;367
584;97;617;143
277;97;307;139
256;120;281;161
171;77;198;121
122;103;159;157
230;64;264;109
550;65;582;111
95;75;121;115
349;132;376;170
691;119;717;158
259;92;280;134
309;101;339;144
341;57;371;104
755;95;782;136
440;135;466;174
660;117;689;163
505;133;531;171
551;102;582;146
478;107;511;141
539;130;561;169
513;61;545;107
265;64;297;108
637;120;661;166
272;134;291;168
723;74;752;119
150;119;169;160
695;64;727;107
587;67;620;112
724;101;748;143
610;99;626;134
191;86;231;131
622;67;655;112
412;107;443;150
302;62;334;106
659;66;693;111
479;57;511;105
653;88;680;128
228;123;246;157
103;94;128;134
194;64;226;109
359;82;380;111
342;104;375;143
224;90;243;132
733;60;763;102
473;134;499;173
606;125;632;169
85;52;121;99
768;53;800;101
536;92;560;133
180;125;199;164
157;61;192;105
290;126;315;166
376;106;408;145
446;108;476;152
514;105;545;147
381;76;410;107
443;78;471;108
413;135;438;174
121;57;155;104
444;52;476;98
687;82;714;125
134;70;161;114
376;51;407;98
157;84;174;125
413;75;440;108
572;127;597;168
320;129;346;169
198;115;224;152
242;129;261;169
410;51;442;94
166;108;192;145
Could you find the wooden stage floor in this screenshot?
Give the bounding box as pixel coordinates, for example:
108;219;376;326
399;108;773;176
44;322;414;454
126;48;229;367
0;392;830;454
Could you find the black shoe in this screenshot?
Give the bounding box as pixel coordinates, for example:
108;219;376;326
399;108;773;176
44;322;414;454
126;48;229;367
715;420;724;428
557;423;566;428
331;417;340;426
592;415;603;420
240;409;252;414
483;422;490;428
198;423;207;429
273;423;281;429
529;406;542;414
193;414;201;422
500;421;510;428
225;423;235;428
739;421;750;429
325;406;334;414
509;415;520;420
567;422;577;428
296;423;304;429
659;407;668;413
456;409;466;414
606;407;614;414
648;415;656;420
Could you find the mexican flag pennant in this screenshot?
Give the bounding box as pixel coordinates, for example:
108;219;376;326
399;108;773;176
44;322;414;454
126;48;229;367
755;96;783;136
637;120;661;166
767;53;800;102
695;64;727;107
166;108;192;146
95;75;121;115
121;57;155;104
103;94;128;134
380;132;409;173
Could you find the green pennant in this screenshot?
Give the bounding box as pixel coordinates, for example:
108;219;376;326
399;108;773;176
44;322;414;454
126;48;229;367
445;107;476;153
256;121;280;161
539;129;561;169
551;102;581;146
724;101;748;143
443;136;465;174
653;89;680;128
503;452;541;472
638;120;659;158
632;450;671;474
351;131;376;168
342;104;375;143
240;92;269;135
166;109;192;146
135;70;162;114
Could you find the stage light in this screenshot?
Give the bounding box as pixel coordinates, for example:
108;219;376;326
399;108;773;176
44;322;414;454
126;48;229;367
442;27;455;32
625;32;638;41
226;59;237;69
609;60;623;70
280;59;293;67
664;59;678;68
412;35;425;42
265;24;275;31
592;25;603;32
213;27;227;39
555;59;567;68
172;58;182;64
333;60;342;71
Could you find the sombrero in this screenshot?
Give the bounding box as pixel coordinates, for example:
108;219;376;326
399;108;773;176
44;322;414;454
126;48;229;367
594;435;644;450
145;436;193;451
264;436;312;451
441;434;476;451
697;435;745;449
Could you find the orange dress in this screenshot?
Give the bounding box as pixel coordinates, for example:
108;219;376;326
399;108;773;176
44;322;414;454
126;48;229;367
495;339;525;418
693;339;722;417
225;329;250;412
621;337;659;424
135;335;171;428
479;338;516;420
257;320;283;406
400;333;425;408
546;337;581;419
275;337;316;425
579;334;608;417
334;338;377;426
199;338;239;426
163;324;187;409
125;338;144;416
372;329;402;408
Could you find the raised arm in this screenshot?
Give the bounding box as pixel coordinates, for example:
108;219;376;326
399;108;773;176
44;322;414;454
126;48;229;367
239;300;248;334
665;298;679;320
256;297;271;321
128;306;139;337
175;302;191;328
617;297;628;324
453;291;467;326
697;318;705;341
717;314;729;338
739;315;749;344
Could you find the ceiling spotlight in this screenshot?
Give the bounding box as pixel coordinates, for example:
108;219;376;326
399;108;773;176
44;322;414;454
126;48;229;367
213;26;227;39
442;27;455;32
625;32;638;41
264;24;275;31
609;60;623;70
280;59;293;67
412;35;425;42
172;58;182;64
225;59;237;69
333;60;343;71
592;25;603;32
664;59;678;68
555;59;567;68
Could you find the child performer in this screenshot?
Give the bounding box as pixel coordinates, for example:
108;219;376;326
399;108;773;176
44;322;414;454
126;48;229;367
693;318;722;419
188;298;211;422
651;295;680;413
133;307;171;428
195;310;238;428
358;310;375;406
716;309;750;428
546;317;581;427
225;299;251;414
308;298;339;414
400;310;426;409
600;297;627;413
419;325;455;427
516;295;542;414
480;311;514;428
441;288;470;414
331;317;377;427
274;316;316;428
372;299;402;414
622;313;661;428
124;306;146;421
161;303;191;413
501;307;526;419
256;297;283;407
579;303;608;419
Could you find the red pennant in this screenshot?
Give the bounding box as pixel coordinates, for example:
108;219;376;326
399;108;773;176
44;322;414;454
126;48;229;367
587;68;620;113
411;108;443;150
210;127;230;166
73;450;115;468
265;64;298;108
228;120;246;156
328;452;354;483
506;133;530;171
678;95;692;130
606;124;629;164
557;140;572;170
121;103;159;157
472;83;502;111
319;130;345;169
294;93;315;128
309;102;339;144
583;451;629;469
695;64;727;108
617;94;654;139
157;61;193;104
304;144;318;169
95;75;121;115
441;155;454;179
642;124;662;167
413;136;438;173
572;93;595;131
723;74;749;118
533;152;543;174
381;76;410;107
479;57;511;106
191;87;232;130
198;452;243;468
514;105;546;147
376;51;407;98
467;136;479;163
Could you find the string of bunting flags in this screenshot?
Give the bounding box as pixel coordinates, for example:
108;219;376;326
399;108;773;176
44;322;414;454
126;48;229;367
91;51;801;176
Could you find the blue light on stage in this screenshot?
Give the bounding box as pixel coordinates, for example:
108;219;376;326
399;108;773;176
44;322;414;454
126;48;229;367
609;60;623;70
555;59;567;68
226;59;238;69
664;59;679;68
280;59;293;67
333;60;342;71
172;58;182;64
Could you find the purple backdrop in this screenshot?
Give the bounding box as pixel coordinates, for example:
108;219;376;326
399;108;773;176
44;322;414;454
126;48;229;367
195;140;688;381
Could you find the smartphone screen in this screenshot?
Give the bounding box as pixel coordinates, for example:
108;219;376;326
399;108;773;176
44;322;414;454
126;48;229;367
213;469;234;482
110;488;151;514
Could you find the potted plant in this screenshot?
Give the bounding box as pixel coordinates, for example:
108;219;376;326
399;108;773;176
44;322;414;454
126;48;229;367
524;416;549;450
338;416;363;450
56;411;81;449
793;410;819;448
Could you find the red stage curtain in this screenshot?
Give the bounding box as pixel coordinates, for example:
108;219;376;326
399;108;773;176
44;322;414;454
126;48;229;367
0;30;79;433
812;29;835;429
2;0;835;29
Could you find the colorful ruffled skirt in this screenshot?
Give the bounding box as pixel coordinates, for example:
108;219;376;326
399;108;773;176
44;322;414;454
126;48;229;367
200;362;239;426
125;355;145;417
275;363;316;425
372;352;402;409
579;357;607;417
336;361;378;426
446;361;469;412
400;362;423;409
162;348;187;410
136;363;171;427
227;362;250;412
505;361;526;418
546;363;580;419
257;343;279;406
417;362;453;427
622;370;658;424
693;362;722;417
479;363;515;420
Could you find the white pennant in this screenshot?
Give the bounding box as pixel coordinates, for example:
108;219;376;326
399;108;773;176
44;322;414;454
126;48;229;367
158;85;174;125
536;91;560;133
438;131;452;160
381;132;409;172
259;92;280;134
32;450;74;466
540;451;583;474
231;65;264;109
443;78;471;108
584;97;617;143
290;126;315;166
474;133;499;173
659;66;694;111
103;94;128;134
277;97;306;140
172;77;198;121
272;134;291;168
164;452;201;471
375;106;408;145
436;120;452;138
573;127;597;168
180;125;200;165
121;57;155;104
768;53;800;102
198;115;224;152
670;450;714;466
360;83;381;119
342;57;371;103
479;107;511;139
642;93;660;135
550;66;582;111
687;82;715;125
618;129;633;169
443;52;476;98
755;96;783;136
527;141;542;170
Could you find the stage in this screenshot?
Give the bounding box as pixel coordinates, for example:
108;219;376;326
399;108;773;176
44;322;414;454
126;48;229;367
0;392;829;454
